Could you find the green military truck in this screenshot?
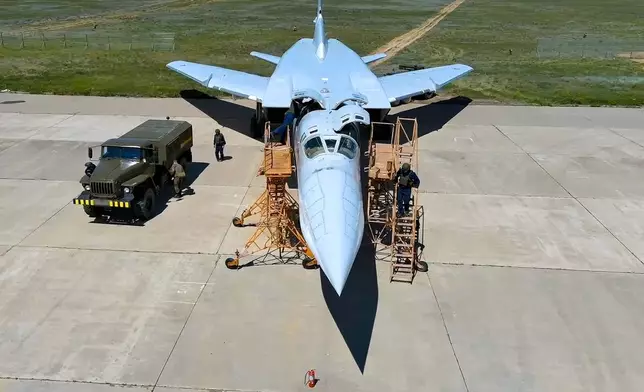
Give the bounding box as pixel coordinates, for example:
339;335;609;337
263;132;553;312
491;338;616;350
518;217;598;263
73;119;193;222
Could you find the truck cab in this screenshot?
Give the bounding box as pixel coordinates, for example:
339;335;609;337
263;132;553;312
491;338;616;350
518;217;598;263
74;119;193;222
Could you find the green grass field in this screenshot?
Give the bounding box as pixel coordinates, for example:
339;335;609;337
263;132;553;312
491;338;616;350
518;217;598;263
1;0;643;106
375;0;644;106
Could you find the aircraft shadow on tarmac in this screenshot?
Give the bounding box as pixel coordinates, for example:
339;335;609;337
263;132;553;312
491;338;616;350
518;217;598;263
179;89;256;138
388;95;473;140
322;96;472;373
320;231;378;375
177;92;471;372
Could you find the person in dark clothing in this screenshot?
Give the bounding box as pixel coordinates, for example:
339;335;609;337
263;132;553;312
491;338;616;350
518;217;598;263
213;129;226;161
84;162;96;177
271;103;298;144
393;162;420;216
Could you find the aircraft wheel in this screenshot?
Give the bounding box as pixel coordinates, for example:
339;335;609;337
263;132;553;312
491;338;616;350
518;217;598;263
232;217;243;227
250;115;262;138
302;257;319;270
225;257;240;269
416;260;429;272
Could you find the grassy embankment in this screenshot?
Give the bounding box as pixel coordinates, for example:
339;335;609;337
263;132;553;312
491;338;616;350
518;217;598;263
0;0;438;97
374;0;644;106
1;0;643;106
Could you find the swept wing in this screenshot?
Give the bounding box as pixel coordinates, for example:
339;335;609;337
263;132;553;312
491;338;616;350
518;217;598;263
166;60;269;101
378;64;473;103
250;51;281;65
361;53;386;64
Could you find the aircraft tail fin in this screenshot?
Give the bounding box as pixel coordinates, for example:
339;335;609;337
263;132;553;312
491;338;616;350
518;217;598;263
313;0;327;59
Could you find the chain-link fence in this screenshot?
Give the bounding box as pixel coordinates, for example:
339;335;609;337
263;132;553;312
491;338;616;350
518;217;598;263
0;31;175;51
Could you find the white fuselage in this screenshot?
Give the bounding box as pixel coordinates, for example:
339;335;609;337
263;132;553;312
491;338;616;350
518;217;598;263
292;108;365;295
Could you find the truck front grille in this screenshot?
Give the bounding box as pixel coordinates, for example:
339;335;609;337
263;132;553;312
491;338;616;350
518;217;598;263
91;181;115;196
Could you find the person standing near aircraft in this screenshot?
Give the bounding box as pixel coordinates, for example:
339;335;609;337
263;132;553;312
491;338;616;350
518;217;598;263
213;128;226;161
169;159;186;197
393;162;420;217
270;103;297;144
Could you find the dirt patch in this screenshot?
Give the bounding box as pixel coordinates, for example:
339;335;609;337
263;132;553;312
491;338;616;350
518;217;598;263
368;0;467;67
618;52;644;68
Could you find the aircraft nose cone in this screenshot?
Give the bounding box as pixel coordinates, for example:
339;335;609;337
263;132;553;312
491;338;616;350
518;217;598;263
317;235;358;296
299;166;364;297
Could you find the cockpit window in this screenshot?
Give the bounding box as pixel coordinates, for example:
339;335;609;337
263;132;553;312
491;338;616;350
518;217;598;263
338;122;359;141
325;138;337;152
304;136;324;158
338;136;358;159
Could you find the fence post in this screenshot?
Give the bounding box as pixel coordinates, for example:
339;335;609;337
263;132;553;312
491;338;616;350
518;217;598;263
63;33;66;48
85;34;88;49
20;32;24;48
107;35;110;50
0;32;3;48
41;32;46;48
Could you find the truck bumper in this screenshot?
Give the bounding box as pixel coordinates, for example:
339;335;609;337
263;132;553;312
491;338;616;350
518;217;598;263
73;191;135;208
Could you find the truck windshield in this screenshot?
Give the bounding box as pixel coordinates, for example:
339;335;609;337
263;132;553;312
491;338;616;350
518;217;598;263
101;146;144;160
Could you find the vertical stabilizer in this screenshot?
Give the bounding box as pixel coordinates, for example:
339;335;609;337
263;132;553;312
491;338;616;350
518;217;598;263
313;0;327;60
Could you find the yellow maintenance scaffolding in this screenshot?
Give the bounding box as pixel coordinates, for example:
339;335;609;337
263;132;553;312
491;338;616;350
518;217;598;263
224;122;317;270
365;117;427;283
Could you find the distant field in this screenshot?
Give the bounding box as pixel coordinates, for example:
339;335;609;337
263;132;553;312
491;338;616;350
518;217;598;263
0;0;444;96
374;0;644;106
1;0;643;106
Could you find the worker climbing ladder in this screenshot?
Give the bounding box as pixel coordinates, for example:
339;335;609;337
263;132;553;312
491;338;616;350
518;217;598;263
225;122;317;270
365;117;427;283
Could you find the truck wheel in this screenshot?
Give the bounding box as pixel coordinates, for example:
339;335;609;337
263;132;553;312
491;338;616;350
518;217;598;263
136;187;156;221
83;205;104;218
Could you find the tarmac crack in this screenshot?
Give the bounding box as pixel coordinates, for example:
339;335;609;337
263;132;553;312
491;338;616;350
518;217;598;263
606;127;644;150
492;124;644;269
0;376;153;389
24;113;78;142
213;185;251;255
426;260;644;275
5;195;73;258
151;254;220;391
425;272;471;392
14;244;220;256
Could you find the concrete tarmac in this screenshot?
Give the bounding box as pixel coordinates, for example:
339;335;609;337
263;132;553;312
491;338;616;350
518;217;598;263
1;92;644;392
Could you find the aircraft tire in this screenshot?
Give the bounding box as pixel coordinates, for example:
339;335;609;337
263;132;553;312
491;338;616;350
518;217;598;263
135;187;156;221
225;257;240;269
250;115;260;138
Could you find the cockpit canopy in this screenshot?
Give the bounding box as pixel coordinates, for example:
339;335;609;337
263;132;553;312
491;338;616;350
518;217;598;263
304;134;358;160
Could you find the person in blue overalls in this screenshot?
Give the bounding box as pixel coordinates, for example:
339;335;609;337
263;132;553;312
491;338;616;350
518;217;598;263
393;162;420;217
270;103;297;144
